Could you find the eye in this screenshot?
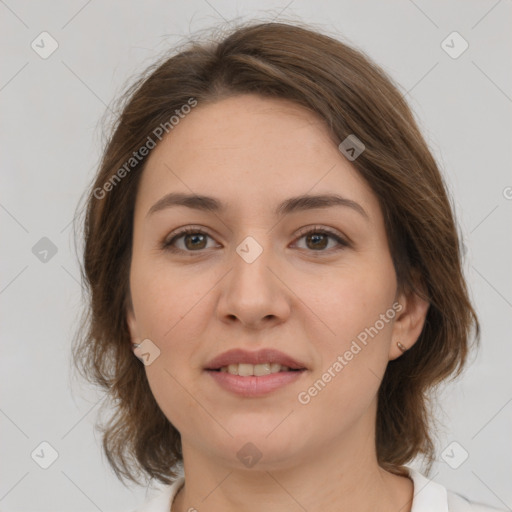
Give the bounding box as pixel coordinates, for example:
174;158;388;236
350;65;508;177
161;225;350;254
162;226;218;253
292;226;349;252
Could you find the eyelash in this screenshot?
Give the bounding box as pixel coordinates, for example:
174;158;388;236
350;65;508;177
161;225;350;255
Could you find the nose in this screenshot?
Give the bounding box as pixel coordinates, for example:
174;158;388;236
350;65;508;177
216;236;291;330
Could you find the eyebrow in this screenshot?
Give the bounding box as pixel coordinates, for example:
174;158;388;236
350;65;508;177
146;192;369;220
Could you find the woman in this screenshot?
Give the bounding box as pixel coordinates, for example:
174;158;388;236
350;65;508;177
73;21;503;512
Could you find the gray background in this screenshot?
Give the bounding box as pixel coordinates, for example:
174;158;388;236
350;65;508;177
1;1;511;511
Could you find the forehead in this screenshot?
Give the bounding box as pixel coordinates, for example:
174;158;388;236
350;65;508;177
135;94;379;220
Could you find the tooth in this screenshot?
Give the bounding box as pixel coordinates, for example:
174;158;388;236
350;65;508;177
220;363;292;375
237;363;254;376
228;364;239;375
270;363;281;373
254;363;271;376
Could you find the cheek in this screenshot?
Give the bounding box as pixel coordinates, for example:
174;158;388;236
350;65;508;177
130;266;213;433
294;257;396;410
129;257;212;368
295;307;394;437
129;255;212;341
144;358;199;435
297;257;396;348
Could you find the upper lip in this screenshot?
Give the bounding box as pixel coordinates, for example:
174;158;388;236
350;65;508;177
204;348;308;370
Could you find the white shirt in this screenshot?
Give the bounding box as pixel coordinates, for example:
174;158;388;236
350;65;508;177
131;465;504;512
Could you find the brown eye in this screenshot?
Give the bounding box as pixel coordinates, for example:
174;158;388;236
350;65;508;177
305;232;329;250
183;232;208;250
293;226;349;252
163;228;217;252
162;225;349;254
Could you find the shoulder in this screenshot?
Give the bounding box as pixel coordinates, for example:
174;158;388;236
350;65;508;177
129;476;185;512
406;466;506;512
447;490;506;512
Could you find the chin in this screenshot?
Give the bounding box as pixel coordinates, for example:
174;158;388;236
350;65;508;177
212;436;305;471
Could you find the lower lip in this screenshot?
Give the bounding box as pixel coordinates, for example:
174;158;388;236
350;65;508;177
205;369;306;397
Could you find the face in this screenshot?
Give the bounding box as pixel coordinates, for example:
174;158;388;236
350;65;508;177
127;94;423;471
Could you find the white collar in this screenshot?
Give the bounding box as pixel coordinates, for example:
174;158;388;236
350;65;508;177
407;466;449;512
138;465;451;512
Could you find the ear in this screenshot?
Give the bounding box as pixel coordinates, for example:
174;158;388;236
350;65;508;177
389;282;430;361
126;306;140;347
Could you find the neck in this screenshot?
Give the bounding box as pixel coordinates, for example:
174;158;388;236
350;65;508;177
171;425;413;512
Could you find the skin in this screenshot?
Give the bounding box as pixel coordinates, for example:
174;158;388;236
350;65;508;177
127;94;430;512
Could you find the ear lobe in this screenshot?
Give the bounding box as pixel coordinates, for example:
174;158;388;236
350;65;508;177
389;287;430;361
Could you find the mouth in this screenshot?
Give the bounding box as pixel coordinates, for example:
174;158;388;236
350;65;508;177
204;348;308;373
205;365;307;397
206;363;305;376
203;348;308;396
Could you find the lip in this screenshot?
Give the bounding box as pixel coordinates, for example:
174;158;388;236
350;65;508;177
206;369;306;397
204;348;308;371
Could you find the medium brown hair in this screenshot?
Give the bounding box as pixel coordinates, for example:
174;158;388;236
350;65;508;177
72;20;480;486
